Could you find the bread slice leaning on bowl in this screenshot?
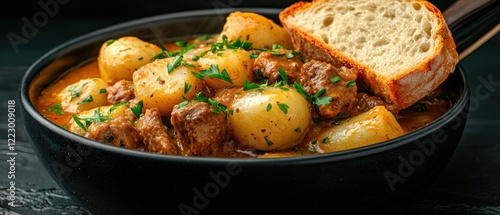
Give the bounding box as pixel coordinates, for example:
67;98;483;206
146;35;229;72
279;0;458;110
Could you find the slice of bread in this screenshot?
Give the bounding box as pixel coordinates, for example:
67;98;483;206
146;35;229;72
279;0;458;110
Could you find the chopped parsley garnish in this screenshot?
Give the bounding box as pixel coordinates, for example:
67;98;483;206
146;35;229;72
346;80;356;88
243;80;260;91
250;53;259;59
266;103;272;112
329;76;341;83
264;136;273;147
138;57;143;61
278;68;288;85
175;41;187;47
77;95;93;105
294;128;301;133
106;39;115;46
322;137;330;144
72;107;111;132
131;100;143;118
99;88;106;94
48;103;64;115
184;82;192;94
108;102;130;114
222;34;253;50
193;92;227;115
68;82;89;101
182;62;195;67
278;103;289;114
192;64;233;84
291;82;332;106
167;55;183;74
177;98;189;109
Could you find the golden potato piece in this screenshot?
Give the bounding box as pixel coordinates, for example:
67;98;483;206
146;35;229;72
133;57;205;116
228;86;311;151
220;12;293;49
98;36;163;84
68;103;130;136
317;106;405;153
196;47;255;89
58;78;109;114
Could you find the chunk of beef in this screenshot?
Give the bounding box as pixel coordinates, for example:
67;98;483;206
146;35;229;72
253;50;303;84
107;80;135;104
299;60;358;119
171;101;227;157
85;115;143;149
137;108;180;154
352;92;401;116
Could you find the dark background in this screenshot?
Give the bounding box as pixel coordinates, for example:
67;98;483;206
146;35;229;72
1;0;499;214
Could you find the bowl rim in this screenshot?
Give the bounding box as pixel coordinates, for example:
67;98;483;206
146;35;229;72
19;8;471;165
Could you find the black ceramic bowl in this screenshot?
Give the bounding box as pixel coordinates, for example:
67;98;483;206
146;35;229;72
20;8;470;215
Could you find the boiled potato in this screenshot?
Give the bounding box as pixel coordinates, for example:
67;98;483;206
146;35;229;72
58;78;109;114
317;106;405;152
220;12;293;49
98;36;163;84
133;57;205;116
196;47;255;89
68;103;130;136
228;86;311;150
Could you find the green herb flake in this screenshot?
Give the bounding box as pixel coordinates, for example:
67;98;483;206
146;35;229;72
48;103;64;115
329;76;341;83
167;55;183;74
294;128;301;133
72;115;87;132
108;102;130;114
278;103;289;114
138;57;143;61
266;103;272;112
177;100;189;109
314;96;332;105
222;34;253;50
182;62;195;67
131;100;143;118
184;82;192;94
99;88;106;94
278;68;288;85
193;92;227;115
264;136;273;147
322;137;330;144
346;80;356;88
243;80;259;91
192;64;233;84
69;82;89;101
291;82;311;101
175;41;187;47
106;39;115;46
77;95;93;105
250;53;259;59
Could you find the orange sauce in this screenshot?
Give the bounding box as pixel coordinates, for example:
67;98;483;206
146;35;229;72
34;61;100;128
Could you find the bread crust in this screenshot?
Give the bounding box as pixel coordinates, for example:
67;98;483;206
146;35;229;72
279;0;458;110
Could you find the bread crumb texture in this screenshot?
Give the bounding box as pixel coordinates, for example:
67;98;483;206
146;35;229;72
286;0;438;77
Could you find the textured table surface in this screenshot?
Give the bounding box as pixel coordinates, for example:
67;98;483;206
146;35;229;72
1;1;499;214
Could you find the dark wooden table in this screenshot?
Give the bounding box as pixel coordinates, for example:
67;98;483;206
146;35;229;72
1;1;499;214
